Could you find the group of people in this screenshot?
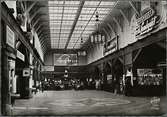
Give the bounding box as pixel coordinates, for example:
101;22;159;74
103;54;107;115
85;78;103;90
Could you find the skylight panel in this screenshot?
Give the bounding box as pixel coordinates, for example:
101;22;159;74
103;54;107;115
84;1;100;6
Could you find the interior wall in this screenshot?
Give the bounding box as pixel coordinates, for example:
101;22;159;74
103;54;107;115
44;52;53;66
34;32;44;61
87;44;104;64
78;56;87;65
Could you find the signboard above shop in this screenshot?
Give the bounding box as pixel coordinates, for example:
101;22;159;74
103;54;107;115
42;66;54;72
135;7;159;37
104;36;118;56
6;25;15;48
23;68;30;77
17;50;25;61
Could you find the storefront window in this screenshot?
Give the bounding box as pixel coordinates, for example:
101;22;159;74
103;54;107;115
137;68;163;85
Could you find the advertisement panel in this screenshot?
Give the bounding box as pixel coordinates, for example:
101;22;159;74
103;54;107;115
6;25;15;48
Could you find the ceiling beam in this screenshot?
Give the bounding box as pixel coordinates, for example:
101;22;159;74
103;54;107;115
107;23;116;36
40;42;50;51
104;26;112;38
24;2;37;23
129;0;140;16
38;4;115;8
73;0;102;49
37;19;101;23
39;33;49;39
133;48;142;62
64;0;85;50
32;18;40;28
31;13;46;24
40;39;49;47
25;2;37;14
36;25;50;34
102;28;110;40
38;29;49;37
113;17;123;32
58;0;65;49
41;42;47;49
30;7;41;22
35;23;43;32
119;9;130;25
49;49;82;54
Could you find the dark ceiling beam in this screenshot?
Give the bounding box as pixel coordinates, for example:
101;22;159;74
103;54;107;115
42;46;48;55
39;36;50;43
35;23;43;32
40;42;50;52
30;7;41;22
38;29;49;37
40;38;49;45
41;42;47;49
41;40;50;48
38;33;51;47
47;32;90;34
58;0;66;49
107;23;116;35
38;29;45;36
36;26;49;33
102;27;110;39
31;13;47;25
49;12;108;15
25;1;38;23
32;18;40;28
104;26;112;38
39;35;50;43
64;0;85;49
113;17;123;32
49;49;83;54
119;9;130;25
25;1;37;14
39;35;50;39
39;33;50;40
73;0;102;49
35;19;100;23
129;0;140;16
36;25;50;34
38;5;115;8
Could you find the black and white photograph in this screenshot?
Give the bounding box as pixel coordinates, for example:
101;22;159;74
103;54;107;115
0;0;167;116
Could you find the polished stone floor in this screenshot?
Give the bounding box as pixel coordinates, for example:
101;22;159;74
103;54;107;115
12;90;167;116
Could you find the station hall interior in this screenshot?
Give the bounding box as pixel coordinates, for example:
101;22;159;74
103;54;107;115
0;0;167;116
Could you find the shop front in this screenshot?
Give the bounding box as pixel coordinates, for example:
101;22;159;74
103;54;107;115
132;42;166;96
103;61;113;92
1;20;17;115
15;41;32;98
112;58;124;94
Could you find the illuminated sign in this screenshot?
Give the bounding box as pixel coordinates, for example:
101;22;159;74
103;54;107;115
137;7;155;25
6;26;15;48
136;7;159;37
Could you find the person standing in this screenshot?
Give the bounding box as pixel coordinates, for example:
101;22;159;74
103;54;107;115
125;68;133;96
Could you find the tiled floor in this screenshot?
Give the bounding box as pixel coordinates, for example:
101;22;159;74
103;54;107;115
12;90;167;116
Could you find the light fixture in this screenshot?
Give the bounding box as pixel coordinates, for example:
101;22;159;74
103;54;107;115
80;37;83;45
95;11;99;31
90;11;105;44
